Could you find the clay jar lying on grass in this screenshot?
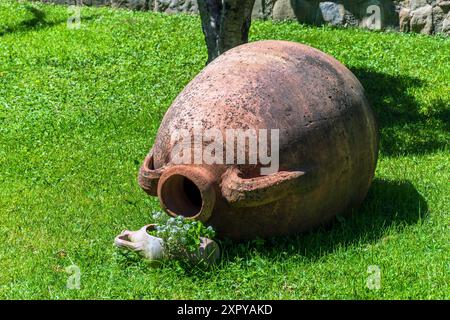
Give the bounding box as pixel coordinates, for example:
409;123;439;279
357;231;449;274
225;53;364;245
138;40;379;240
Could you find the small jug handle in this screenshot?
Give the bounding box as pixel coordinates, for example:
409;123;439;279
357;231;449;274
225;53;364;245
138;150;165;196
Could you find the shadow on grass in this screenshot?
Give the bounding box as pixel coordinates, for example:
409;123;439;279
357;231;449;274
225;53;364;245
0;5;58;36
0;4;97;37
351;68;449;156
218;178;428;264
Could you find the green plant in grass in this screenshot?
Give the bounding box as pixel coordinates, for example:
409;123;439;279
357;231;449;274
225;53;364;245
151;213;216;261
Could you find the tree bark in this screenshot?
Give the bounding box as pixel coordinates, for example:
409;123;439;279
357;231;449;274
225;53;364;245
197;0;256;64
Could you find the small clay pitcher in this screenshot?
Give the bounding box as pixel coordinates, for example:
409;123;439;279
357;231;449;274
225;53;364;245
114;224;164;261
114;224;220;264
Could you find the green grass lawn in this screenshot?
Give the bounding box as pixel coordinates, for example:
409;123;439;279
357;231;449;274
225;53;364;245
0;1;449;299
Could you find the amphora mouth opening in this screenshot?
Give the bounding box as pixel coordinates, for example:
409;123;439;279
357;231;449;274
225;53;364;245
157;165;216;222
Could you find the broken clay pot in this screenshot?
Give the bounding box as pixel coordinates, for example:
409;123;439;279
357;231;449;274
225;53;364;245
115;225;164;261
114;225;220;264
138;40;378;240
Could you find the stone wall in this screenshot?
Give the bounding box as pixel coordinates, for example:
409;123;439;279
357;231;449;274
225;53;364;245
399;0;450;34
39;0;450;35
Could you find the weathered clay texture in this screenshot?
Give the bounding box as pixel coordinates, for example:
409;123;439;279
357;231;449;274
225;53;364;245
139;40;379;240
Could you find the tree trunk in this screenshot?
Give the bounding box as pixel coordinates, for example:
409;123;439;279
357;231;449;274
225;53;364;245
197;0;256;64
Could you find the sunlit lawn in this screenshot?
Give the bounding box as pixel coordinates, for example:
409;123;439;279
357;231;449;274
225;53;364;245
0;1;449;299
